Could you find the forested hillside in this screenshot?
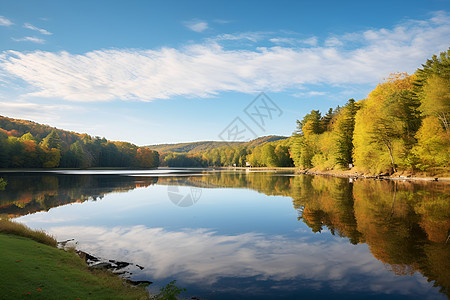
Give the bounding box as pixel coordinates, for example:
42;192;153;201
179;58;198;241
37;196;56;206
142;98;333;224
0;116;159;169
148;136;286;154
158;136;290;167
148;141;239;154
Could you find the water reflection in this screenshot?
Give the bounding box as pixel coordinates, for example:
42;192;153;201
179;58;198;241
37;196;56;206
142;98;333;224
47;225;436;298
0;172;158;217
0;171;448;299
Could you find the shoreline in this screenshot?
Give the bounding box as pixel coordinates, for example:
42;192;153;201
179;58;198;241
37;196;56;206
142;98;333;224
0;166;448;183
216;167;450;182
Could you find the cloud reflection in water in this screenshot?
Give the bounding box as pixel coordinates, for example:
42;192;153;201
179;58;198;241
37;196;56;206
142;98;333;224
48;225;438;297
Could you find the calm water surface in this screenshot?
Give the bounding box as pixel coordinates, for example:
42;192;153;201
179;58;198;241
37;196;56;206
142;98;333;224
0;170;449;299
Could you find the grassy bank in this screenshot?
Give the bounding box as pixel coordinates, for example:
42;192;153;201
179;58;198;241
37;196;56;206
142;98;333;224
0;219;57;247
0;220;149;299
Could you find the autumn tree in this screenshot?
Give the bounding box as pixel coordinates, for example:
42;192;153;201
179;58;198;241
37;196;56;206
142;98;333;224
412;116;449;169
136;148;159;168
20;133;39;167
420;75;450;130
353;73;419;173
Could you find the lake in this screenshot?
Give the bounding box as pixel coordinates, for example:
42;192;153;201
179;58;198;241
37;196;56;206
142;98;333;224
0;170;449;299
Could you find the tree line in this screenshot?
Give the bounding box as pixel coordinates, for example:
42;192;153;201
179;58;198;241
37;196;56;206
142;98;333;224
160;138;293;168
0;125;159;169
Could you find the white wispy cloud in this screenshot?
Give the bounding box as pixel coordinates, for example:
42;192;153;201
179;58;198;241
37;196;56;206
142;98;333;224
184;20;208;32
302;36;318;46
269;37;298;45
293;91;328;98
215;31;269;42
0;16;13;26
24;23;52;35
11;36;45;44
0;12;449;102
325;37;343;47
269;36;318;46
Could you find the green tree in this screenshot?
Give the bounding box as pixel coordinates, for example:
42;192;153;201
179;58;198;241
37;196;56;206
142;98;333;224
5;137;20;167
291;134;319;169
334;99;359;168
40;130;62;150
295;110;323;135
41;148;61;168
0;131;9;167
414;49;450;130
274;144;293;167
321;107;338;132
20;132;37;142
40;130;62;168
61;140;90;168
261;144;277;167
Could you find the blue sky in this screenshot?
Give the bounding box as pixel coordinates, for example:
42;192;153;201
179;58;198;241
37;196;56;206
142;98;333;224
0;0;449;145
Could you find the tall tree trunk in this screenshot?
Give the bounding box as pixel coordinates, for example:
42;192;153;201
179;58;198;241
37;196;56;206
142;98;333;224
437;112;448;131
386;142;397;173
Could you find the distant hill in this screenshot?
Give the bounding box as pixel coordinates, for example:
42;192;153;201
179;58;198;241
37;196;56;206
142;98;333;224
244;136;288;148
147;135;288;153
147;141;237;153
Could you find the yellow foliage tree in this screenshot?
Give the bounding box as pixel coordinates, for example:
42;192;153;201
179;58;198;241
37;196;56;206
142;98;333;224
420;75;450;130
412;116;450;169
353;73;418;173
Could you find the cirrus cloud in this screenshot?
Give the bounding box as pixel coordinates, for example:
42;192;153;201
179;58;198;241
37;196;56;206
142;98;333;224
0;16;13;26
0;12;449;102
11;36;46;44
24;23;52;35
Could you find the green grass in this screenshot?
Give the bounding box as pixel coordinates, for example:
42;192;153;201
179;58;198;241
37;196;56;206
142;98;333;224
0;233;149;299
0;219;57;247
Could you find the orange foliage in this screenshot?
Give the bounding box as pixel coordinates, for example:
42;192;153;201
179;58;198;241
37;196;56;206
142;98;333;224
0;128;19;136
136;147;158;168
23;140;37;152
